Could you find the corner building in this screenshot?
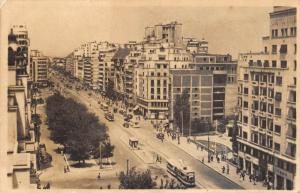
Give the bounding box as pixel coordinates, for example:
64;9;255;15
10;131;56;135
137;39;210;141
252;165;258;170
237;7;296;189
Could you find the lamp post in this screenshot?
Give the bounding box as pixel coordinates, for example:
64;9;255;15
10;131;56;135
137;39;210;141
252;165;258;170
207;118;210;163
99;142;102;169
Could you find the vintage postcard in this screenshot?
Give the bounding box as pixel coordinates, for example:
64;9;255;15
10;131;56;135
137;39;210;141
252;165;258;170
0;0;299;192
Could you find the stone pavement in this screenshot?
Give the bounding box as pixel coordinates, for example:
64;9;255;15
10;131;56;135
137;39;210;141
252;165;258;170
155;125;267;189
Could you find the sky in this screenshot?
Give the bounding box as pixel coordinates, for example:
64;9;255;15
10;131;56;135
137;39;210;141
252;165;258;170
2;0;273;59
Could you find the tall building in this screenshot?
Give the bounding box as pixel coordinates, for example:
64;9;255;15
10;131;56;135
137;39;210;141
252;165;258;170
111;48;131;101
237;7;296;190
190;54;238;118
7;26;37;188
30;50;49;87
144;21;183;47
168;53;237;135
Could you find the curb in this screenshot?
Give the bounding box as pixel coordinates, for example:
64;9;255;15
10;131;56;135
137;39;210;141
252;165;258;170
164;137;245;189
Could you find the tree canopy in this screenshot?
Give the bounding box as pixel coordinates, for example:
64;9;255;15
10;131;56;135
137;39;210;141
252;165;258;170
119;167;156;189
46;94;109;164
173;89;190;135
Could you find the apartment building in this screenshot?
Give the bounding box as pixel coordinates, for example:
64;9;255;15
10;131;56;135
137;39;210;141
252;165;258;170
183;38;209;54
169;69;214;135
111;48;131;102
99;49;117;92
144;21;183;47
65;52;75;76
30;50;49;87
7;26;37;188
237;7;296;190
190;54;238;118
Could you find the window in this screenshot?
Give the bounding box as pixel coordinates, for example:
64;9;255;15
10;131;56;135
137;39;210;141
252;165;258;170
276;76;282;86
151;88;154;94
272;45;277;54
275;92;282;101
243;87;248;95
163;80;167;87
264;46;268;53
275;108;281;116
157;64;161;68
243;101;248;109
244;74;249;81
243;116;248;124
294;60;297;71
275;143;280;152
243;132;248;140
157;80;160;86
275;125;281;134
295;44;297;54
272;60;277;68
151;80;154;86
279;45;287;54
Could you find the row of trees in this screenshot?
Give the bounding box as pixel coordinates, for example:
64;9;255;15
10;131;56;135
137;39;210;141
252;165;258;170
118;167;185;189
46;94;114;165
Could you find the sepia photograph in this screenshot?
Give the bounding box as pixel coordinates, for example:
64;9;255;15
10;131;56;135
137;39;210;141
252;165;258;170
0;0;299;191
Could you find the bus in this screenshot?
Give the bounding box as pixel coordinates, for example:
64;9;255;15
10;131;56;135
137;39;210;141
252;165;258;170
166;159;195;187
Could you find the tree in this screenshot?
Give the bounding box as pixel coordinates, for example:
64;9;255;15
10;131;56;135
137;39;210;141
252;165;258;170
105;79;117;101
119;167;156;189
45;94;108;165
173;89;190;135
94;141;115;163
191;118;213;134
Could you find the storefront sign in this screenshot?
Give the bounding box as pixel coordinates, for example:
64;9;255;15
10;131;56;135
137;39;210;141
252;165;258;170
274;167;294;180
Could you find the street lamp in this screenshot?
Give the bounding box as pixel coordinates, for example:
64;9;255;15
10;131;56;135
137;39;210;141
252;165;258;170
207;118;210;163
99;142;103;169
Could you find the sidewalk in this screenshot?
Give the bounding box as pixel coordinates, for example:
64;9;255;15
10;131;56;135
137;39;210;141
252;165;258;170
164;131;266;189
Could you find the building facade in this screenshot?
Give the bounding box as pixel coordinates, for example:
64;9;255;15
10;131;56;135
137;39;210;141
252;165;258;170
7;26;37;188
237;7;296;190
30;50;49;87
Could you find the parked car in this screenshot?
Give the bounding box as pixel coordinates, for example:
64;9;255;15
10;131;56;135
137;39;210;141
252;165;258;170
156;133;164;140
123;121;130;128
130;120;140;128
126;114;133;120
105;112;114;121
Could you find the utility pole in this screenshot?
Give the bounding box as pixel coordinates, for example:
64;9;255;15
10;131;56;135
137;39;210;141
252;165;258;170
99;142;102;169
181;111;184;137
207;118;210;163
126;159;129;175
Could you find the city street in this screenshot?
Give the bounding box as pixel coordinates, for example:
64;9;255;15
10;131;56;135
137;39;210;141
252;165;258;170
48;71;243;189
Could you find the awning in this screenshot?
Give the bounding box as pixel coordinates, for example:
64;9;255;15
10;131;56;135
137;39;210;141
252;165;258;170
133;105;139;111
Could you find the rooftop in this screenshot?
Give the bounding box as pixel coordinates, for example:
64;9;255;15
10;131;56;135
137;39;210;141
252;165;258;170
112;48;130;60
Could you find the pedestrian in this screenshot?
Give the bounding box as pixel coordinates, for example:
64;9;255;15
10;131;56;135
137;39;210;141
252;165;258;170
253;176;257;185
202;157;204;163
47;182;50;189
222;166;225;173
249;174;252;182
242;173;245;181
64;166;66;173
97;172;101;180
